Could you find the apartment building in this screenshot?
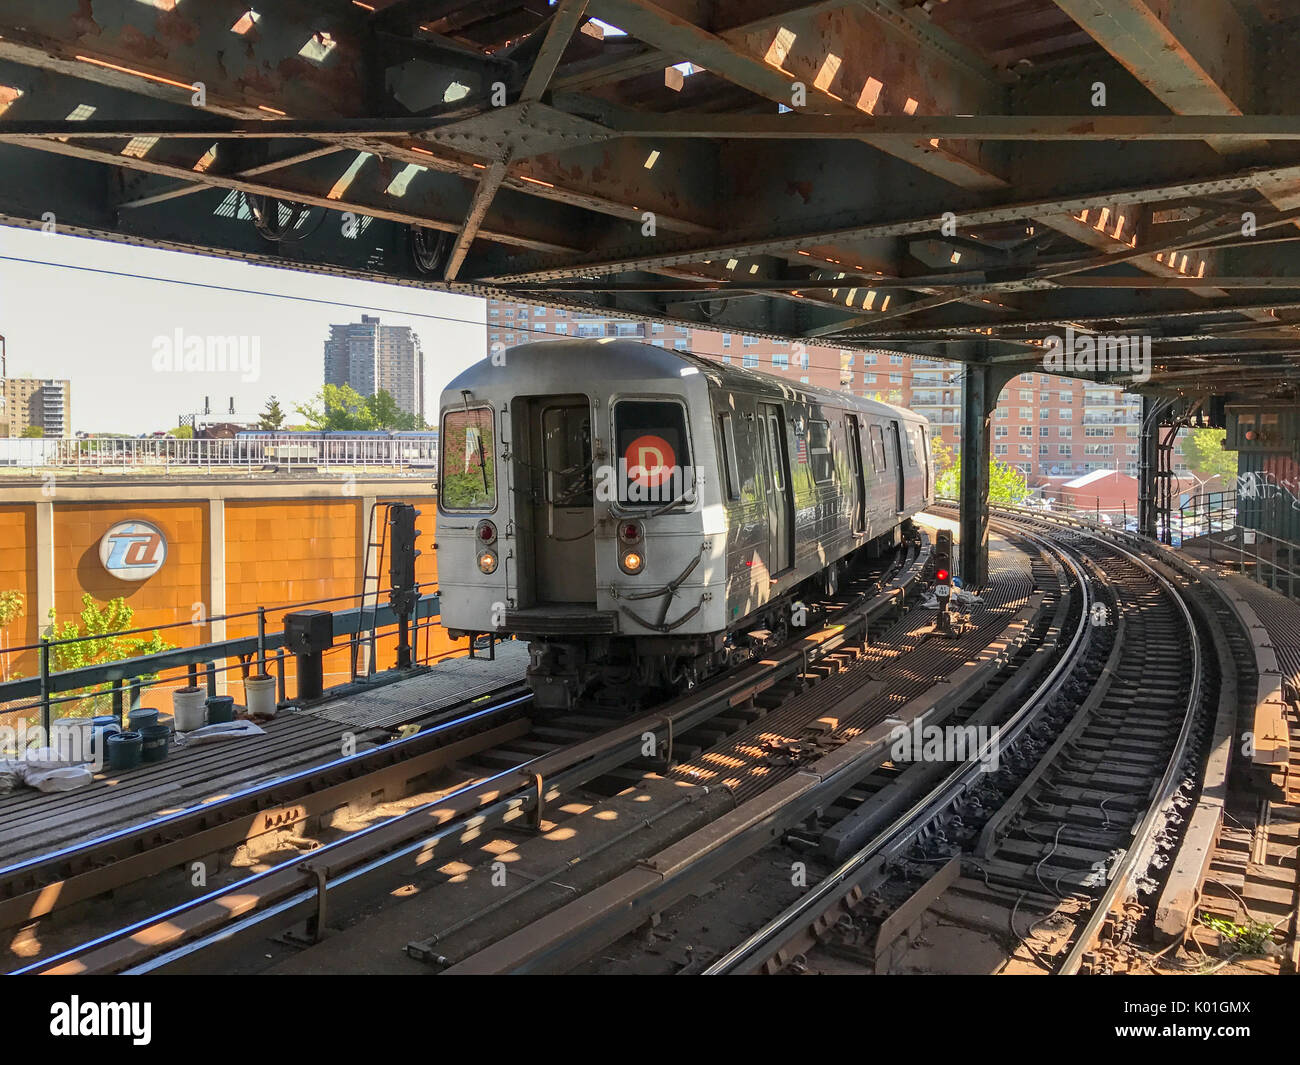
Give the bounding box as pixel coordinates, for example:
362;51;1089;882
324;315;425;421
1;377;72;437
486;301;1188;483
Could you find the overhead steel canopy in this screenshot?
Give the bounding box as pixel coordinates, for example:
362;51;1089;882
3;0;1300;398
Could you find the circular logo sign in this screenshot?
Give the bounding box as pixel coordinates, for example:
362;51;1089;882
99;520;168;581
625;434;676;488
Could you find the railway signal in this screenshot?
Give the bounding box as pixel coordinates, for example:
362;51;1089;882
388;503;422;667
933;529;954;635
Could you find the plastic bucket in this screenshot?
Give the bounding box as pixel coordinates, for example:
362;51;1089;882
243;675;277;718
107;731;143;771
127;707;160;733
206;694;236;724
51;716;94;762
90;716;121;761
156;713;174;738
139;724;170;764
172;686;207;732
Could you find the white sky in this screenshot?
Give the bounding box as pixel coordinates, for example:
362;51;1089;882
0;224;486;434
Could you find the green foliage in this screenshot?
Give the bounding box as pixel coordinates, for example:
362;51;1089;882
0;589;24;683
0;590;23;631
258;396;286;431
364;389;420;431
167;425;193;439
934;448;1031;506
295;385;418;432
1200;913;1273;954
48;595;172;712
1183;427;1237;484
20;425;44;438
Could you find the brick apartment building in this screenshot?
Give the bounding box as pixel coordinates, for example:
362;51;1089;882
486;301;1190;485
1;377;72;438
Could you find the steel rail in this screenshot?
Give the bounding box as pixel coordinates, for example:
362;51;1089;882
704;525;1092;974
1054;535;1204;974
19;542;929;974
0;686;533;930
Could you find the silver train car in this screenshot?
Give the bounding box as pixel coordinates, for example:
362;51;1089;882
437;340;933;709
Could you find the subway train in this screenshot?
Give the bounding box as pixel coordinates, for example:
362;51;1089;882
437;339;932;709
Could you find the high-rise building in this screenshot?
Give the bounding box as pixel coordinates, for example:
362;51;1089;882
323;316;425;422
2;377;72;437
484;301;1188;486
377;324;424;423
323;315;380;397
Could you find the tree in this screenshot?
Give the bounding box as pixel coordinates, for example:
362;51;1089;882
364;390;403;431
167;425;193;439
295;384;375;431
0;590;24;683
258;396;286;431
934;446;1031;506
20;425;43;438
48;595;172;713
1182;427;1237;484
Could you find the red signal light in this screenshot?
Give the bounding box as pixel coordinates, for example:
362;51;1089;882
936;568;950;582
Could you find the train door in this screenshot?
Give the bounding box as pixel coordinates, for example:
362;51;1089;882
888;421;905;512
528;396;595;603
846;414;866;533
760;402;795;574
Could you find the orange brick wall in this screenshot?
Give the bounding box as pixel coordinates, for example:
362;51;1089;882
52;503;210;649
224;499;364;639
0;506;36;680
0;494;463;700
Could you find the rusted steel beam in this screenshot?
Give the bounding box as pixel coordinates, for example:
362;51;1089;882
1;135;581;254
490;159;1300;281
1054;0;1260;152
589;0;1008;190
0;4;710;237
521;0;591;100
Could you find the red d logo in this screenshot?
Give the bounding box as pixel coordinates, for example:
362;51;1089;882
625;434;676;488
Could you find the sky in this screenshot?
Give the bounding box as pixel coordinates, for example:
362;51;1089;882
0;224;486;434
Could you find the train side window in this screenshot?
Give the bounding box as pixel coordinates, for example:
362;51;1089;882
717;412;740;500
906;429;917;466
870;424;887;470
808;419;834;484
440;406;496;511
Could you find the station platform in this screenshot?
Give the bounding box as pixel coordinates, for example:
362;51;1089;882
0;641;529;867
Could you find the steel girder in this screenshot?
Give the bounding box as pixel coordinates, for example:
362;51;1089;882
0;0;1297;397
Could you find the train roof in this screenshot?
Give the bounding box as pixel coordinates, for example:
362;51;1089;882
443;340;928;426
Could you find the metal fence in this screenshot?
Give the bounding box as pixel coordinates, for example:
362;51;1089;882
0;435;438;473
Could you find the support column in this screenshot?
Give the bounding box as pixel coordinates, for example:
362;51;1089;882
34;500;55;638
1138;395;1160;538
959;362;1000;589
208;499;227;694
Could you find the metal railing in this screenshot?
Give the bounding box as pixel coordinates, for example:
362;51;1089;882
0;587;447;739
0;435;438;473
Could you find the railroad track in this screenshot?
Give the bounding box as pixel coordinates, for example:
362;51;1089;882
10;536;931;974
685;510;1295;976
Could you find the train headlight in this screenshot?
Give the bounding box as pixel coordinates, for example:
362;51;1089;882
477;550;498;574
618;521;643;545
619;550;645;574
476;519;497;545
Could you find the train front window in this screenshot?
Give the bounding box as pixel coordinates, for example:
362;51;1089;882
614;400;692;505
440;406;496;511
